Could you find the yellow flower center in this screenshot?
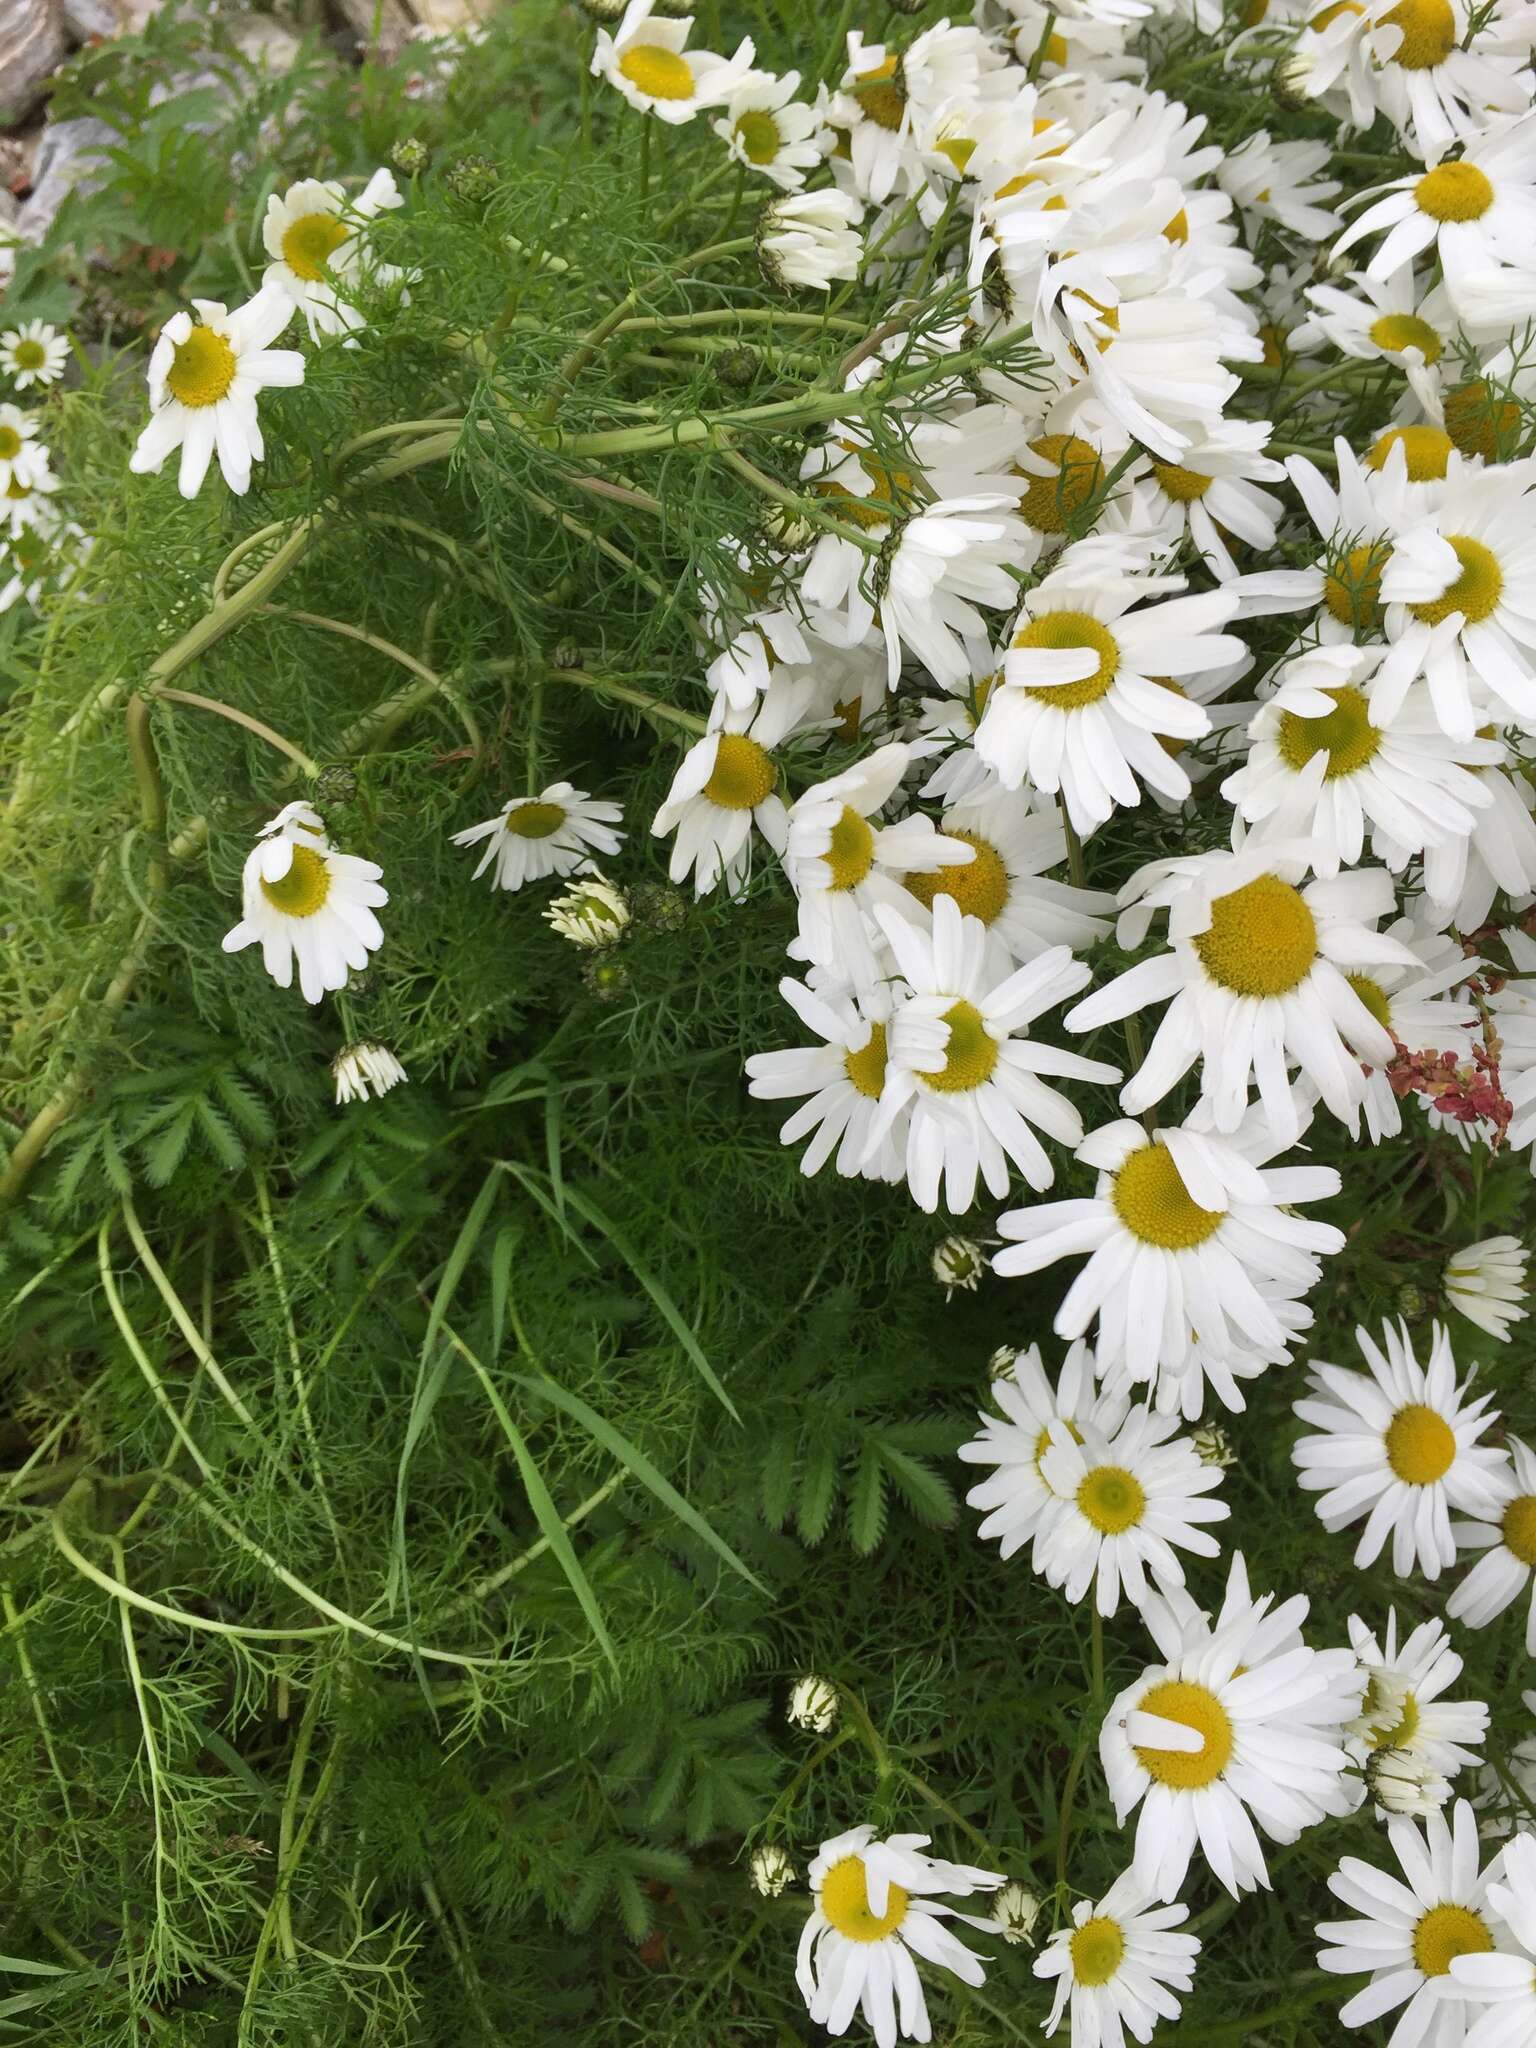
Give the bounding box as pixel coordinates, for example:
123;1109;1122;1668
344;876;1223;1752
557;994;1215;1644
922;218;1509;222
1412;1904;1493;1979
1077;1464;1147;1535
1372;1688;1422;1751
1444;379;1522;462
259;843;331;918
820;1857;909;1942
1152;461;1212;504
904;831;1010;925
820;445;919;530
1041;30;1069;64
1134;1680;1234;1789
703;734;776;809
844;1022;888;1099
1194;874;1318;997
733;108;782;164
1259;322;1288;370
1069;1917;1126;1987
0;426;20;460
1014;610;1119;709
1276;685;1383;780
1408;535;1503;627
924;999;998;1094
1111;1144;1224;1250
1163;208;1190;244
935;134;977;174
1035;1416;1084;1475
504;801;567;840
1310;0;1364;24
1385;1402;1457;1485
1501;1494;1536;1567
12;338;47;369
1017;434;1103;533
617;44;695;100
851;55;905;132
280;210;351;282
824;806;875;892
1415;161;1494;223
1346;973;1394;1033
1323;540;1388;629
165;324;238;409
1368;425;1453;481
1379;0;1455;68
1368;313;1443;364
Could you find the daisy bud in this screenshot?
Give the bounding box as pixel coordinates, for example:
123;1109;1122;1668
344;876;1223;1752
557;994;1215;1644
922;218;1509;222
544;875;631;949
1270;52;1311;110
630;880;689;933
390;137;428;175
755;503;814;551
1396;1283;1428;1325
1366;1745;1450;1818
577;0;629;18
313;764;359;808
714;344;760;390
748;1845;795;1897
931;1235;984;1299
1192;1423;1236;1470
787;1674;839;1735
332;1041;408;1106
991;1880;1043;1945
582;954;632;1003
987;1345;1020;1380
446;153;498;204
1443;1237;1529;1344
757;190;863;292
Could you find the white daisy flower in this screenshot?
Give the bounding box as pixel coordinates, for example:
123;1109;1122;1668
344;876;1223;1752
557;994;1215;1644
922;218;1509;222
0;319;68;390
1067;839;1417;1142
1358;0;1531;166
1101;1550;1362;1900
1369;1746;1453;1819
787;1674;840;1733
1450;1832;1536;2046
1348;1611;1490;1793
1216;130;1341;238
991;1880;1042;1946
869;897;1119;1215
959;1338;1129;1563
711;70;828;190
451;782;624;893
994;1111;1344;1405
0;404;44;495
974;539;1244;835
1329;917;1479;1145
1138;419;1287;582
796;1827;1002;2048
651;685;807;897
1419;741;1536;934
1444;1238;1529;1345
221;801;387;1006
1293;269;1450;407
876;496;1032;695
331;1041;408;1105
543;874;631;948
129;289;303;499
261;167;406;340
750;1845;795;1896
758;188;863;289
703;609;811;715
824;34;926;208
747;973;906;1182
1448;1436;1536;1656
592;0;755;124
1291;1319;1511;1580
1035;1868;1201;2048
0;443;59;537
1317;1800;1510;2048
1032;1405;1230;1617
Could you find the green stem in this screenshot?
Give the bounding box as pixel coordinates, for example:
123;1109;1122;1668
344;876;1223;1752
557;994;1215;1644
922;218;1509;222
149;685;320;777
838;1684;892;1781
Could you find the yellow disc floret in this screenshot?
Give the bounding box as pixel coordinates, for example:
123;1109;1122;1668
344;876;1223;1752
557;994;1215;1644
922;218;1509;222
1077;1465;1148;1535
924;1000;999;1094
1385;1402;1457;1485
1501;1494;1536;1566
852;55;905;131
733;109;782;165
260;844;332;918
618;44;696;100
1152;462;1213;503
1415;161;1494;222
1069;1917;1126;1987
824;806;875;892
1367;313;1443;364
166;324;238;409
1323;541;1388;629
1134;1680;1234;1789
1276;685;1383;780
1444;379;1522;462
1408;535;1503;627
1111;1145;1224;1251
504;801;568;840
1346;973;1394;1033
1368;425;1453;481
844;1023;888;1099
281;211;351;282
1378;0;1455;68
1014;611;1120;709
0;424;20;460
904;831;1010;925
1413;1904;1493;1978
1017;434;1103;533
1194;874;1319;997
820;1857;909;1942
704;734;776;809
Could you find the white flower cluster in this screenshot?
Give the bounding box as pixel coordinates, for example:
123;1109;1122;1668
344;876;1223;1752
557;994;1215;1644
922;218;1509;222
0;320;86;617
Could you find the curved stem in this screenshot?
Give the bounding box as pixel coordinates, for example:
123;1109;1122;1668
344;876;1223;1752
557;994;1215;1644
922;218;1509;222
150;686;320;777
259;608;482;756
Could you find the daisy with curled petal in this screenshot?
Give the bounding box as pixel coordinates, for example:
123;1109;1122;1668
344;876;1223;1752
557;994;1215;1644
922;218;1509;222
261;167;406;340
1449;1832;1536;2045
1317;1799;1511;2048
974;537;1244;835
1101;1549;1363;1901
1418;741;1536;933
1448;1436;1536;1655
993;1111;1344;1401
1235;436;1420;637
759;188;864;290
1223;644;1497;881
796;1826;1003;2048
1293;269;1450;412
745;973;907;1183
876;496;1033;694
592;0;755;124
1066;838;1418;1142
450;782;624;892
1443;1238;1529;1345
1032;1405;1230;1618
1216;130;1341;239
651;681;809;897
0;404;44;495
1331;916;1479;1145
1347;1612;1490;1793
332;1041;408;1106
129;288;303;499
710;69;828;191
958;1338;1130;1564
824;33;926;209
869;897;1119;1215
1291;1318;1511;1580
221;802;387;1006
0;319;69;390
704;609;811;715
1138;419;1287;582
1362;0;1532;167
1034;1868;1201;2048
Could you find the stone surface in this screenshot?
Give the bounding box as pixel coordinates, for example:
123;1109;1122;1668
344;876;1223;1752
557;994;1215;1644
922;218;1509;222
0;0;66;129
14;115;112;241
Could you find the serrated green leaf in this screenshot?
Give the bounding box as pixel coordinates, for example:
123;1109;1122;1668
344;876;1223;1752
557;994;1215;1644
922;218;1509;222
849;1445;887;1555
876;1445;956;1529
758;1430;797;1530
796;1441;837;1546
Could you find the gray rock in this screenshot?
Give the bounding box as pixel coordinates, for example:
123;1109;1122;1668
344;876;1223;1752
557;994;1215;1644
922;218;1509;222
61;0;121;39
0;0;66;128
14;115;112;241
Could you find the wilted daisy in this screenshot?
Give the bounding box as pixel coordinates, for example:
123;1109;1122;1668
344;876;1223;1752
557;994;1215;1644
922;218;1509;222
1443;1238;1529;1343
331;1041;408;1106
543;874;631;948
1449;1832;1536;2044
1448;1436;1536;1656
592;0;755;123
221;802;387;1006
796;1827;1002;2048
1369;1746;1453;1820
1035;1870;1201;2048
129;289;303;499
787;1674;840;1734
713;71;827;189
931;1235;985;1298
1292;1319;1511;1579
0;405;43;495
758;188;864;289
261;167;405;340
746;975;905;1182
1101;1551;1362;1900
994;1112;1345;1406
1347;1612;1490;1794
0;319;68;390
1317;1800;1509;2048
959;1339;1129;1563
750;1845;795;1897
870;897;1119;1214
451;783;624;893
991;1882;1042;1946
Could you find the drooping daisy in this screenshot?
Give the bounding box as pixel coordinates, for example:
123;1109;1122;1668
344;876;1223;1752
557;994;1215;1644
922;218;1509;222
331;1041;408;1105
0;404;44;495
1450;1832;1536;2047
758;188;864;289
1216;129;1341;238
746;974;906;1183
592;0;755;125
1032;1405;1229;1617
221;802;387;1006
1370;1746;1454;1819
1034;1869;1201;2048
1291;1319;1511;1580
651;683;808;896
261;167;405;340
129;289;303;499
0;319;68;390
1448;1437;1536;1656
958;1338;1129;1564
974;538;1244;834
869;897;1119;1214
1444;1238;1529;1344
1067;839;1417;1141
1317;1800;1510;2048
931;1235;985;1298
876;496;1033;694
1348;1612;1490;1794
711;69;828;190
750;1845;796;1897
796;1827;1003;2048
450;782;624;893
994;1111;1345;1402
991;1881;1043;1947
1101;1550;1362;1900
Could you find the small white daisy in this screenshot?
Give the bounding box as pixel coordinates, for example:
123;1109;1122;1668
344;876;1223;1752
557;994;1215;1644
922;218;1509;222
0;404;44;495
543;874;631;948
1216;129;1340;238
746;974;906;1183
1444;1238;1529;1344
796;1827;1002;2048
787;1674;840;1733
592;0;755;124
758;187;864;289
1348;1611;1490;1794
824;34;926;208
1331;918;1479;1145
129;289;303;499
261;167;405;340
331;1040;408;1105
451;782;624;893
877;496;1033;694
0;318;68;390
1291;1319;1511;1580
1137;419;1287;582
651;685;807;897
1035;1868;1201;2048
221;802;387;1006
958;1338;1129;1563
712;70;828;190
1448;1437;1536;1656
